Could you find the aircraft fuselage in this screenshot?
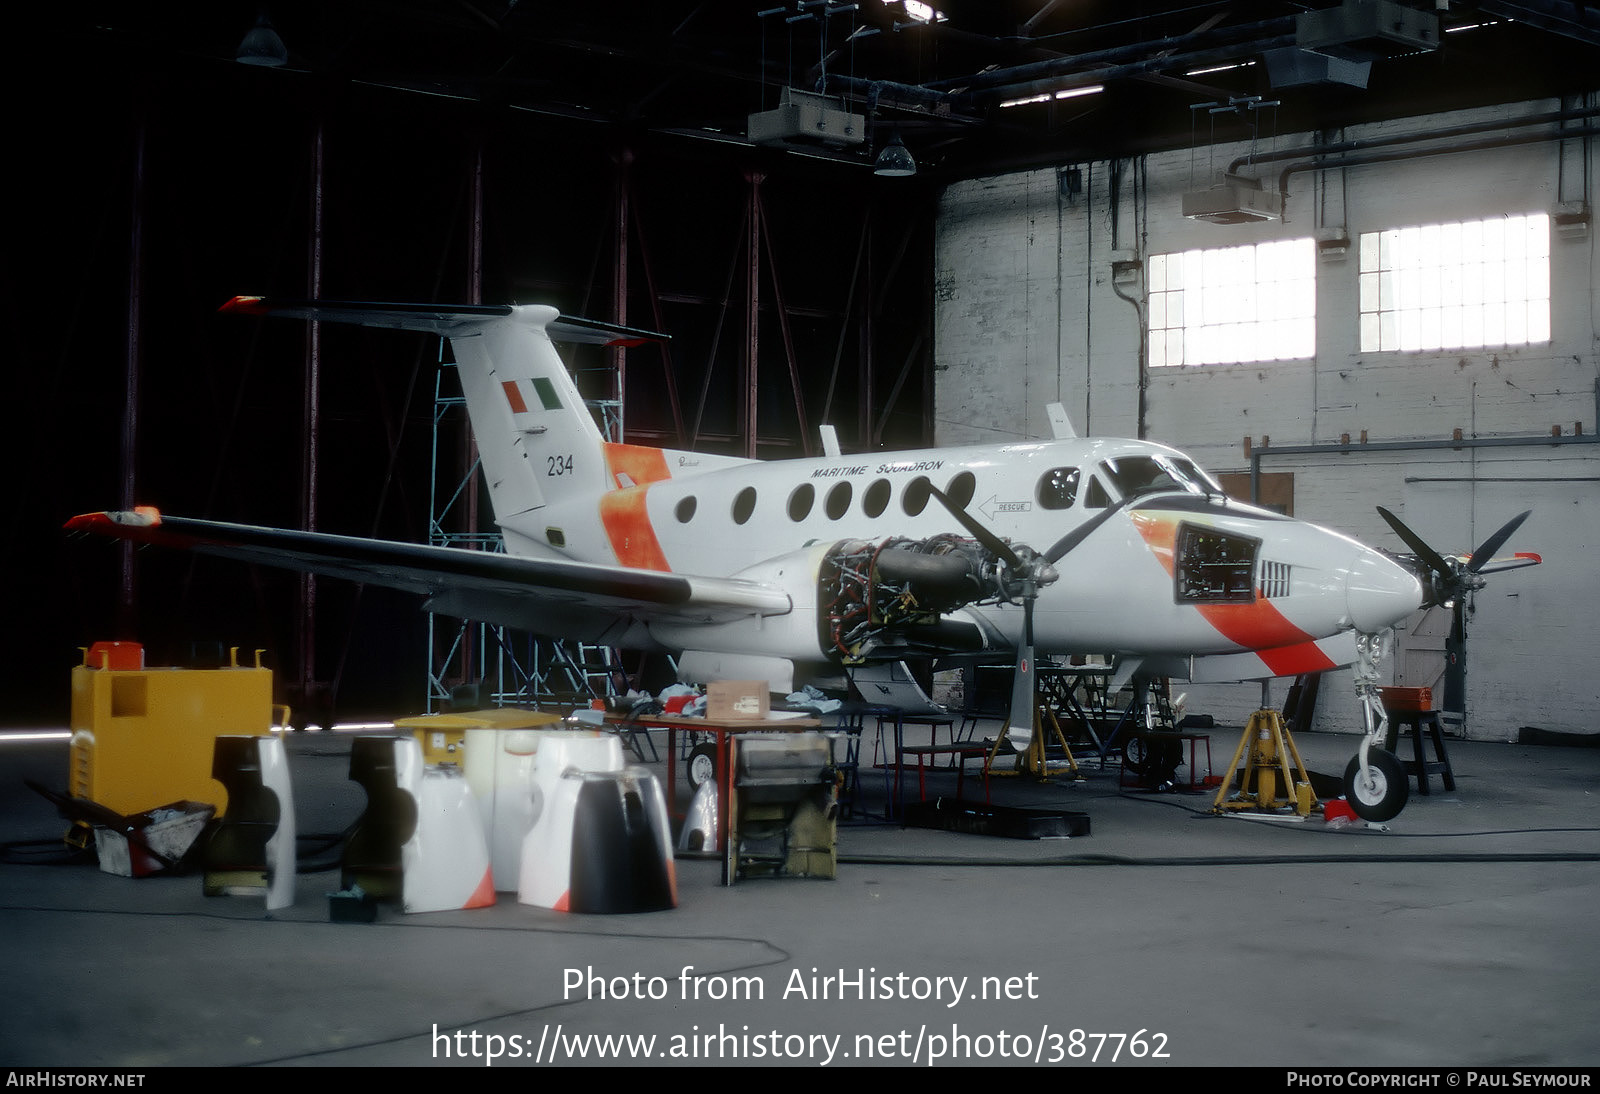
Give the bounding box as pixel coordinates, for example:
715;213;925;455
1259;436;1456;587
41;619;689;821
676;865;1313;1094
505;433;1423;677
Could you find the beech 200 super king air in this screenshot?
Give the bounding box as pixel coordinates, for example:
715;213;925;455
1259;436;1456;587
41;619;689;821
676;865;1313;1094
68;297;1540;821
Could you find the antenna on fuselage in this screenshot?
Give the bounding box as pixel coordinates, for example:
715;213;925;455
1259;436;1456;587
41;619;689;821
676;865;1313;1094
1046;402;1077;440
819;424;842;457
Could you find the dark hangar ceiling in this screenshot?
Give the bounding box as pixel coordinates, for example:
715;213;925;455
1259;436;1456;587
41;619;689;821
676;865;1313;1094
42;1;1600;179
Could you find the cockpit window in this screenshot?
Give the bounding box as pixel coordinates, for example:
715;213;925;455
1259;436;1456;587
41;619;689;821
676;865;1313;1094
1101;455;1219;500
1036;467;1080;510
1084;476;1110;509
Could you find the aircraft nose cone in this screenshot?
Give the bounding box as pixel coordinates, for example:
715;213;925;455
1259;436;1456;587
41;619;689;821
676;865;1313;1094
1345;549;1423;632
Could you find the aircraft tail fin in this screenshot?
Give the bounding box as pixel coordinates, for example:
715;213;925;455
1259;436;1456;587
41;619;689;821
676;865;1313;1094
222;296;678;539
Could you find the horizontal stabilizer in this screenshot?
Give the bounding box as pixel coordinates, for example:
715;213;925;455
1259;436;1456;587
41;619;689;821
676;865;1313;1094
220;296;668;345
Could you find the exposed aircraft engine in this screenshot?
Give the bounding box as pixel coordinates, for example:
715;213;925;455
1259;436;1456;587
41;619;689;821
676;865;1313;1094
820;534;1057;662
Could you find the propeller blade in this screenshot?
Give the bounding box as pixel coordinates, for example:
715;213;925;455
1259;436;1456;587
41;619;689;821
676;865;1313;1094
1465;510;1531;574
926;484;1022;569
1006;597;1036;750
1042;495;1135;564
1376;505;1455;580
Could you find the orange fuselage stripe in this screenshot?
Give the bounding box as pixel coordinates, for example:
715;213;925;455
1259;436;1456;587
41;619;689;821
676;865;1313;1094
1131;511;1335;671
603;443;671;487
599;445;673;571
599;487;672;570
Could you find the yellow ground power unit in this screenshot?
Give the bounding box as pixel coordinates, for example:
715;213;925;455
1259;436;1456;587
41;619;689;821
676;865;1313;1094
70;642;286;817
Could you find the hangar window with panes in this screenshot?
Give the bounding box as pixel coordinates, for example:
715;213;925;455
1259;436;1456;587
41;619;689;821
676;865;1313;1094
1358;213;1550;353
1147;237;1315;366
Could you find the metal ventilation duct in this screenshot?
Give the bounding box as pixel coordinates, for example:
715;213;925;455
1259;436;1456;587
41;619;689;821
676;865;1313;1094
747;87;865;149
1296;0;1441;61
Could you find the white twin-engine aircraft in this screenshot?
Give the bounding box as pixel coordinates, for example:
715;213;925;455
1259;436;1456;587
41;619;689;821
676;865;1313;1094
70;297;1539;821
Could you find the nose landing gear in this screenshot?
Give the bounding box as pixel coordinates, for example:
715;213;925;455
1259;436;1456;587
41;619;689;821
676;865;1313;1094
1343;748;1408;822
1345;632;1409;822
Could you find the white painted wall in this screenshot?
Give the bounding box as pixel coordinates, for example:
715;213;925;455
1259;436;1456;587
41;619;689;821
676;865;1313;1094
936;97;1600;738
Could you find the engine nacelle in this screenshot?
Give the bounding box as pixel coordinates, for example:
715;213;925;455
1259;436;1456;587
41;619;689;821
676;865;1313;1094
655;534;1047;667
820;534;1035;662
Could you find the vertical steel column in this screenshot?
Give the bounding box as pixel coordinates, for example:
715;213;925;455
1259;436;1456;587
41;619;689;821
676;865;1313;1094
742;170;763;459
297;117;325;706
753;196;813;456
611;148;632;441
622;171;688;448
463;140;485;688
119;107;147;634
858;213;875;448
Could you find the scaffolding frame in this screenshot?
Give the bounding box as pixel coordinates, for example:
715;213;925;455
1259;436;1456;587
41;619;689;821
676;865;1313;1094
423;352;622;712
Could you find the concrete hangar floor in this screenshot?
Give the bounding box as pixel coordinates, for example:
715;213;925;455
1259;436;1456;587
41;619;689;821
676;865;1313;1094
1;721;1597;1069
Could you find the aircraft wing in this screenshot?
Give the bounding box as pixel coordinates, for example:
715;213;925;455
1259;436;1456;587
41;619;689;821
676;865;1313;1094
1456;551;1543;575
65;508;792;642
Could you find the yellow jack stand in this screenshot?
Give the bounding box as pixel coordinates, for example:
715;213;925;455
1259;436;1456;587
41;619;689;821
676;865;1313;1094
986;705;1081;781
1211;708;1315;816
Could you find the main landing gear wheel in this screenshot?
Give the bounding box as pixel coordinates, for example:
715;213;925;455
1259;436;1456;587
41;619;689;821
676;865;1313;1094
686;743;718;791
1343;749;1409;822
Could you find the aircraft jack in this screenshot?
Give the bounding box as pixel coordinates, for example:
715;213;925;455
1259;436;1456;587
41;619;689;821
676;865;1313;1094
987;704;1082;782
1211;707;1314;816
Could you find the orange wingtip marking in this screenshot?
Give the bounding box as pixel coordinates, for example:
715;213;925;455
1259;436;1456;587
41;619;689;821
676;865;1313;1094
1515;552;1542;563
219;295;267;314
553;890;570;913
64;507;163;533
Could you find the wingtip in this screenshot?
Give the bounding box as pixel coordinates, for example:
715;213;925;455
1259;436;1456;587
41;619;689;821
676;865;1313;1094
219;295;268;315
64;507;163;533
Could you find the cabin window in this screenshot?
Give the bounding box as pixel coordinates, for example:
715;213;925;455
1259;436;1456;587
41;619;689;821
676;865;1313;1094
825;482;852;520
732;486;756;525
787;483;815;521
546;528;566;547
1036;467;1079;510
862;478;891;518
902;476;932;517
675;496;697;523
944;470;976;510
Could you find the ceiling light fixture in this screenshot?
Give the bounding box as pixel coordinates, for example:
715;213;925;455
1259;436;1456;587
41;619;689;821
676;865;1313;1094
874;132;917;177
237;11;288;67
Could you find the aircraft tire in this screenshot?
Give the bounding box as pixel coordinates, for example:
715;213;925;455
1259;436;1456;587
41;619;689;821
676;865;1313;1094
1122;735;1147;774
686;743;718;791
1343;749;1409;822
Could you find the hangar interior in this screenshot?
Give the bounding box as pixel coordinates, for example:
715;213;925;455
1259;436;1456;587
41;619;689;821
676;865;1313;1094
4;1;1600;1069
10;1;1598;733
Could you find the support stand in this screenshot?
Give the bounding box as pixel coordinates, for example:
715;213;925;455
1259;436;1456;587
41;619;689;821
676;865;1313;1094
986;704;1081;781
1211;706;1314;817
